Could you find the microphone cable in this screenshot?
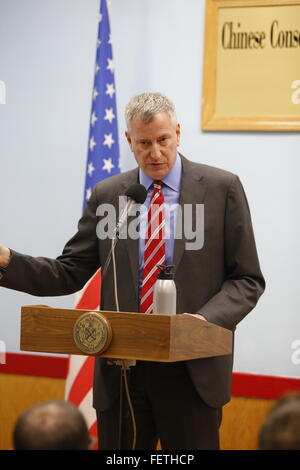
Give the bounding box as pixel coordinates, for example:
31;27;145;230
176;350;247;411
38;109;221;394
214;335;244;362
122;360;137;450
102;183;147;450
111;225;137;450
111;237;120;312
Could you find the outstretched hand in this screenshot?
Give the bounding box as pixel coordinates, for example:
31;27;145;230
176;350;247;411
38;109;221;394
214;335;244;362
183;313;207;321
0;245;11;268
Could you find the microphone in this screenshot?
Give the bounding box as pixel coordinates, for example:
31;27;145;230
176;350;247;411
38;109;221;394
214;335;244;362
125;183;148;204
115;183;147;238
102;183;147;277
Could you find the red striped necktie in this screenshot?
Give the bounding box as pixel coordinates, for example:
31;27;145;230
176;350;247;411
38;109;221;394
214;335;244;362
140;180;166;313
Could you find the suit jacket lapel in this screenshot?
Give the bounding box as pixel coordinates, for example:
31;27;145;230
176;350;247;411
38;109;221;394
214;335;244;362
173;156;207;273
120;169;140;298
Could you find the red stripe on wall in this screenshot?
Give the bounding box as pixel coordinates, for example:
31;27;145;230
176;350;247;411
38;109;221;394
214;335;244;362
232;372;300;399
0;352;68;379
1;352;299;399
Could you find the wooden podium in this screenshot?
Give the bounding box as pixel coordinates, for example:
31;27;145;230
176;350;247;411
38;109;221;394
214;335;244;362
20;305;232;362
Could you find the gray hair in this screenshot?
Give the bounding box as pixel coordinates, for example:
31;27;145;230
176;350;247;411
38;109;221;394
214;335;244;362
125;92;177;130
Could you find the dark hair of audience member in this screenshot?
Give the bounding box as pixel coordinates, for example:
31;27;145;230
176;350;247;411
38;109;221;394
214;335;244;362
13;400;90;450
259;393;300;450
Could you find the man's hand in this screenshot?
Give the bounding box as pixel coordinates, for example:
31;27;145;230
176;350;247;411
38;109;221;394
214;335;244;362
0;245;11;268
183;313;208;321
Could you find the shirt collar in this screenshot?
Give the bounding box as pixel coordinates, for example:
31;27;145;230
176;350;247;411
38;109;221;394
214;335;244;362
139;153;182;192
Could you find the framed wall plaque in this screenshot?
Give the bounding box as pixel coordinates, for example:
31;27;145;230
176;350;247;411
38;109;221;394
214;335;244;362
202;0;300;131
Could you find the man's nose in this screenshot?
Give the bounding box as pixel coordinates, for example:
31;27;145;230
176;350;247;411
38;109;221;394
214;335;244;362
150;142;161;159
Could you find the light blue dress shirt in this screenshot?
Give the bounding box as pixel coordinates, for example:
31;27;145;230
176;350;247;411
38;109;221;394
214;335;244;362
138;153;182;297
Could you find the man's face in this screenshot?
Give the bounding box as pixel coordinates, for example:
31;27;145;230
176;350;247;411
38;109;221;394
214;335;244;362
125;112;180;180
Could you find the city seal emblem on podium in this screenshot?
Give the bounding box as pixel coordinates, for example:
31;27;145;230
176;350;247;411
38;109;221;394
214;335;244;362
73;311;112;355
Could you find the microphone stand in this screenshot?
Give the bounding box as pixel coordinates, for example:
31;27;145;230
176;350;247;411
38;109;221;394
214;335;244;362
99;184;147;449
101;199;137;450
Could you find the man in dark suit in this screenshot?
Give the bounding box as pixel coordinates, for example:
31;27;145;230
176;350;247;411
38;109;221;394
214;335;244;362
0;92;265;450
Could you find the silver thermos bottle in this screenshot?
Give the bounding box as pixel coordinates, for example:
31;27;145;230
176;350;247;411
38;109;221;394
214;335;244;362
153;265;176;315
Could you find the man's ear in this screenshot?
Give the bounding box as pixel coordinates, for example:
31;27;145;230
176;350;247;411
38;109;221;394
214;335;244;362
176;123;181;146
125;131;132;151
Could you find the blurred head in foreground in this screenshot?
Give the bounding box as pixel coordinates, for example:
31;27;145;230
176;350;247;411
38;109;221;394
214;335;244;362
259;393;300;450
13;400;90;450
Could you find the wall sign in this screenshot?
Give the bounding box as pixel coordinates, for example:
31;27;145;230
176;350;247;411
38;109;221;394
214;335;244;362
202;0;300;131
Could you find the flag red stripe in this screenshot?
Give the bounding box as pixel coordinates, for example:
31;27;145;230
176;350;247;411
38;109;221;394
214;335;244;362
63;0;121;450
89;420;98;435
75;269;101;310
68;356;95;406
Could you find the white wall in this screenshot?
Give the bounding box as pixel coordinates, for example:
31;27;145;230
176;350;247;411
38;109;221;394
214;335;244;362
0;0;299;379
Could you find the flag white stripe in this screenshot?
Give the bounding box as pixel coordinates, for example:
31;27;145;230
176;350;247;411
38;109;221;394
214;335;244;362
65;1;120;445
78;388;97;430
64;355;89;400
65;302;100;400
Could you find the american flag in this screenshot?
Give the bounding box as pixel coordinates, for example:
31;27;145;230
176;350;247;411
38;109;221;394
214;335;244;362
64;0;120;449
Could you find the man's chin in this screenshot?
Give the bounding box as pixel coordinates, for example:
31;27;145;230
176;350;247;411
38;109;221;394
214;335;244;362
145;166;168;180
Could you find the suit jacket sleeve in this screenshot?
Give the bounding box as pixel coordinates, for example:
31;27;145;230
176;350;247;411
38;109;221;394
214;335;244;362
197;175;265;330
0;186;100;296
